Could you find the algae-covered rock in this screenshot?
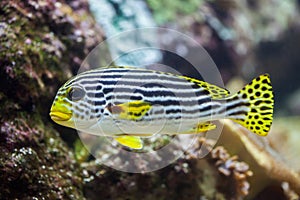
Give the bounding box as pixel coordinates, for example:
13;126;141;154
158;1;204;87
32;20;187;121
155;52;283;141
0;118;84;199
0;0;103;198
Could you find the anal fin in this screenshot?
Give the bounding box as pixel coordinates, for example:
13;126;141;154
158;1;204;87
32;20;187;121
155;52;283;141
114;136;143;149
185;122;216;134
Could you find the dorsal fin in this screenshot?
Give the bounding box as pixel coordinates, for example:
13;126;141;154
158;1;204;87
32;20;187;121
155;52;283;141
180;76;230;99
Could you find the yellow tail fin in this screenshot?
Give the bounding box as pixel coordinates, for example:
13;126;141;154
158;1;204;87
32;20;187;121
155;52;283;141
231;74;274;136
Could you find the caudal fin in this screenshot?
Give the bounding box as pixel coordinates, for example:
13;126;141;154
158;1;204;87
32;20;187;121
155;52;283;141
229;74;274;136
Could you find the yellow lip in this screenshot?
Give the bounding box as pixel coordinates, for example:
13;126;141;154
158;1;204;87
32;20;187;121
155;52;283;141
50;111;72;121
50;100;72;122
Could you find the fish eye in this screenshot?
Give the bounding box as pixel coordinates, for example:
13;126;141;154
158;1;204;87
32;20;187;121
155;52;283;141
67;86;85;101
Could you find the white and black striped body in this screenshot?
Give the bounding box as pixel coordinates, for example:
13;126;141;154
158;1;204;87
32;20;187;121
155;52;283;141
58;67;249;136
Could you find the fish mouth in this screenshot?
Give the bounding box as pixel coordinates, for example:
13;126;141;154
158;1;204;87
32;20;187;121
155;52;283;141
50;103;72;121
50;111;72;121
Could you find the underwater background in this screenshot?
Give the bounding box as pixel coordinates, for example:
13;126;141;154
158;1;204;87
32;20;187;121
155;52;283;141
0;0;300;199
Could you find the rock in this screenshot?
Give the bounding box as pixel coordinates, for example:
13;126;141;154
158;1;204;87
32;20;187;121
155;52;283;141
0;0;103;198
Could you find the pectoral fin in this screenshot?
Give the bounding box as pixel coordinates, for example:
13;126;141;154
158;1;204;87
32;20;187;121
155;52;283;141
114;136;143;149
106;100;151;120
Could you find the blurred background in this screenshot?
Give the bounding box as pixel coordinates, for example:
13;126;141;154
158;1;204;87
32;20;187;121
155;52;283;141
90;0;300;116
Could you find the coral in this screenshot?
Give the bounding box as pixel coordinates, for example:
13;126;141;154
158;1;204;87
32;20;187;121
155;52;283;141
210;147;253;198
81;136;253;200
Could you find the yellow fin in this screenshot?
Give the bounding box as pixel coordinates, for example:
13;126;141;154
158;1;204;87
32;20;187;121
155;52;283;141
114;136;143;149
185;122;216;134
106;100;152;120
231;74;274;136
180;76;230;99
196;122;216;132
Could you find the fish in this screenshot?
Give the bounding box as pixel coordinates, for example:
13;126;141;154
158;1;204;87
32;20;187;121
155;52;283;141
50;66;274;149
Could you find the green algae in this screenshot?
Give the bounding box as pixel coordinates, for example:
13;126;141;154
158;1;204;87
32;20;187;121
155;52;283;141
146;0;204;25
